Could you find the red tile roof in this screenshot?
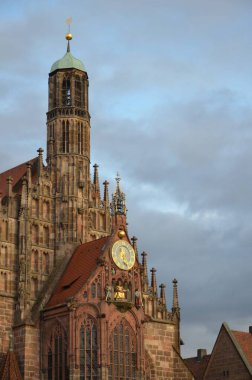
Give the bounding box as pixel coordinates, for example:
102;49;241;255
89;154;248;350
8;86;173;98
184;355;211;380
0;158;38;198
232;330;252;367
0;351;23;380
47;236;110;307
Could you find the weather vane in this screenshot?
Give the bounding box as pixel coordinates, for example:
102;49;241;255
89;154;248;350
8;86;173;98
65;17;73;41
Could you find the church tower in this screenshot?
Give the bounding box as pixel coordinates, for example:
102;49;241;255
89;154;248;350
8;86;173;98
0;30;193;380
47;33;91;247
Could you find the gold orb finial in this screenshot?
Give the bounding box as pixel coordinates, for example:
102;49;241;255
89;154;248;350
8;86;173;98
118;230;126;239
65;33;73;41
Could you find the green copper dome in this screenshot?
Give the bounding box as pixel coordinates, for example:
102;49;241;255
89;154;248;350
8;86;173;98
50;45;85;73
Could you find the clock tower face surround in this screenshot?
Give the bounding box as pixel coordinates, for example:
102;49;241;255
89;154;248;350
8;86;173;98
112;240;136;270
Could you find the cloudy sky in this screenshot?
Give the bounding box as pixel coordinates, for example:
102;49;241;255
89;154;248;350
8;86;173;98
1;0;252;357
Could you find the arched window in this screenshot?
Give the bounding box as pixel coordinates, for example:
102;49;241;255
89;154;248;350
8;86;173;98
62;77;71;106
31;277;38;298
32;224;39;245
109;321;137;380
43;201;50;219
1;245;8;267
43;252;50;274
49;123;54;140
43;226;49;246
0;272;8;292
62;120;70;153
80;319;98;380
32;199;39;217
78;122;84;155
47;325;69;380
75;76;82;107
1;220;8;241
31;250;39;272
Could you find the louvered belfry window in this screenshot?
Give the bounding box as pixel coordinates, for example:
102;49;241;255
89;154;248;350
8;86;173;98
47;324;69;380
80;318;98;380
62;77;71;106
108;321;137;380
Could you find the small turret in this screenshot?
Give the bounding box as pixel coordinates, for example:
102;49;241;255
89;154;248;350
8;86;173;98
141;251;149;292
6;176;13;198
20;176;28;210
131;236;138;259
160;283;166;306
103;180;109;205
26;162;32;189
93;164;100;195
151;267;157;296
172;278;180;315
37;148;44;178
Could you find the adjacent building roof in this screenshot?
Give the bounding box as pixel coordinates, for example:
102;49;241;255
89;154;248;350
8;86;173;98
232;329;252;368
0;157;38;198
0;351;23;380
184;354;210;380
47;236;110;307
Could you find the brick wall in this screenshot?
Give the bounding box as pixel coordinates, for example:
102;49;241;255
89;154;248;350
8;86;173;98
204;328;251;380
144;321;193;380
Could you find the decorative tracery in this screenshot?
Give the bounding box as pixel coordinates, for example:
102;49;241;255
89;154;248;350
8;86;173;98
79;318;98;380
108;321;137;380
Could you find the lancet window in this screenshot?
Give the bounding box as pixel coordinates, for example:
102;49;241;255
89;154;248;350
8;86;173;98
49;123;55;140
79;318;98;380
43;252;50;274
47;324;69;380
78;122;84;154
62;77;71;106
108;321;137;380
62;120;70;153
31;250;39;272
75;76;82;107
53;76;57;108
0;245;8;267
0;272;7;292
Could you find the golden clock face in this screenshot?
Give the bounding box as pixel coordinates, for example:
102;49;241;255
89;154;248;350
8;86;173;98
112;240;135;270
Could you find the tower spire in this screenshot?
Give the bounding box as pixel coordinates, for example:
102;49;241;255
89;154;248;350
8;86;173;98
111;173;127;215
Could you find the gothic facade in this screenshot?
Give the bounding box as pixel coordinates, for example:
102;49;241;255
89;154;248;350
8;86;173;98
0;35;193;380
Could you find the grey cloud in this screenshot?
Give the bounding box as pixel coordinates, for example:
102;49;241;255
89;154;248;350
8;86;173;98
1;0;252;358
